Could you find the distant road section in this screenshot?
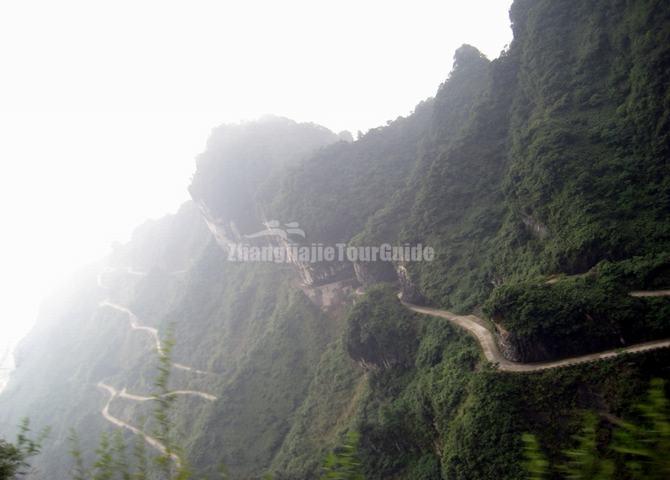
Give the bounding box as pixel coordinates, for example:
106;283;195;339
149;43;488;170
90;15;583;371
99;301;210;375
0;345;14;395
119;387;217;402
96;266;216;466
97;382;181;464
629;290;670;297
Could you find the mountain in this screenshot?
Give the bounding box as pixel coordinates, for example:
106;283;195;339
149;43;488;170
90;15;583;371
1;1;670;479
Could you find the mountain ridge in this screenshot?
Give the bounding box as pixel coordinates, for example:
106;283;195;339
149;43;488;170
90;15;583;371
1;1;670;478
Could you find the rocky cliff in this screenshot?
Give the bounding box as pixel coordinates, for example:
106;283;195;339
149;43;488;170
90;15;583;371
1;1;670;479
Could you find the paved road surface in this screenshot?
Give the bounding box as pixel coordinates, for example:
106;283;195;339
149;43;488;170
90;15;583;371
402;300;670;372
96;267;216;466
97;382;181;465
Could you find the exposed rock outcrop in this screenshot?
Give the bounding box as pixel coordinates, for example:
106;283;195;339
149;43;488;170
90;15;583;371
396;263;425;304
521;213;549;240
492;320;522;362
353;260;397;287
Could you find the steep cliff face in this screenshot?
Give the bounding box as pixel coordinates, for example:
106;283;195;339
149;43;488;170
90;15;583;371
0;202;363;480
350;0;670;319
188;116;358;289
1;1;670;479
189;116;339;248
249;0;670;360
0;203;216;479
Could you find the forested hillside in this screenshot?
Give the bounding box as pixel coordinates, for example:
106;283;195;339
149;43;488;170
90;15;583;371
1;1;669;479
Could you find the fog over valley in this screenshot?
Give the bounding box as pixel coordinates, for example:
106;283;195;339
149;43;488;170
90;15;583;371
1;1;669;479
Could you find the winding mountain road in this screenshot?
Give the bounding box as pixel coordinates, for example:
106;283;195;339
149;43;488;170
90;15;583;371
97;382;181;465
99;302;210;375
100;301;162;353
629;290;670;297
94;261;670;459
119;387;217;402
96;267;216;464
401;288;670;372
97;267;147;289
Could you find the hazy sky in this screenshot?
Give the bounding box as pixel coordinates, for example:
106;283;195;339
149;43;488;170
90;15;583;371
0;0;512;353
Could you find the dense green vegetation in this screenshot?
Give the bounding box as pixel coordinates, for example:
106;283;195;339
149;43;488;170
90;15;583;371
2;0;670;479
259;0;670;323
268;101;434;243
345;285;419;370
320;432;366;480
523;378;670;479
485;255;670;361
597;253;670;290
335;288;670;480
248;0;670;366
66;340;367;480
269;340;364;478
0;421;45;480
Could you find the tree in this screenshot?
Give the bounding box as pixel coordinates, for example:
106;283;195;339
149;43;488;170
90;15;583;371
0;419;48;479
612;379;670;479
68;330;192;480
521;433;548;480
559;413;614;480
522;379;670;480
345;285;418;370
152;334;189;480
320;431;365;480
